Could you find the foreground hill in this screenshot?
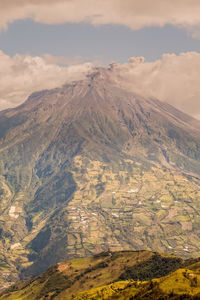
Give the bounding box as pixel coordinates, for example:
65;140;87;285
1;250;200;299
1;68;200;286
76;265;200;299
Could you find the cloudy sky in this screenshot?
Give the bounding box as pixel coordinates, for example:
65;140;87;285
0;0;200;118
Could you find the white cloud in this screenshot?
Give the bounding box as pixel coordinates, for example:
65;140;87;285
111;52;200;118
0;1;200;37
0;50;94;110
0;50;199;120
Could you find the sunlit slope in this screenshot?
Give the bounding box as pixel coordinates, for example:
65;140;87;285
1;68;200;286
75;263;200;299
1;251;200;300
1;250;199;300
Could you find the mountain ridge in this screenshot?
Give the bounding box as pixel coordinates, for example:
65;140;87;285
1;250;200;299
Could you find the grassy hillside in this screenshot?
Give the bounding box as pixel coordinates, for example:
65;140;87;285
75;265;200;299
1;251;200;299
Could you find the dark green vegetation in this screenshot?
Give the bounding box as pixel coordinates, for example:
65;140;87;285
1;250;200;299
1;68;200;288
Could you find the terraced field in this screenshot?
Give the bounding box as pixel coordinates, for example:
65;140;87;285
1;155;200;289
64;155;200;258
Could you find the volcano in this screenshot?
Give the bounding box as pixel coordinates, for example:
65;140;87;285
1;68;200;286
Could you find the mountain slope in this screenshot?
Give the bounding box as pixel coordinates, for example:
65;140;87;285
1;68;200;287
1;250;200;300
75;262;200;299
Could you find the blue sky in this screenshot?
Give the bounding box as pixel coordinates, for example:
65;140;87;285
0;20;199;64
